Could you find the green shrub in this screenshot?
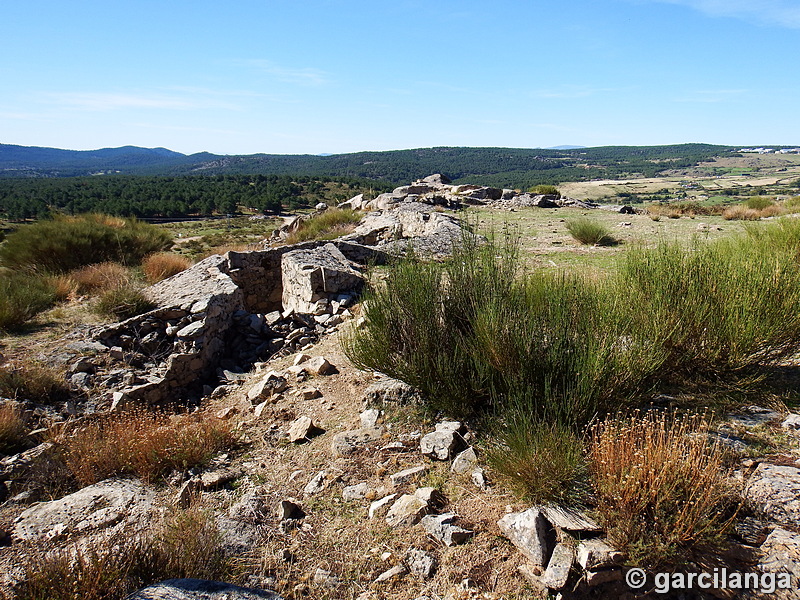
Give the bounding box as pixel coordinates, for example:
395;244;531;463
0;271;57;331
487;416;587;504
746;196;774;210
93;286;155;321
565;217;617;246
619;232;800;379
285;208;363;244
529;184;561;197
0;214;172;273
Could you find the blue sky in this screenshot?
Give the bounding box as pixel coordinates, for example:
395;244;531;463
2;0;799;155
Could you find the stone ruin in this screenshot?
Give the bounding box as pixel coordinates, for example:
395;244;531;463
83;172;631;410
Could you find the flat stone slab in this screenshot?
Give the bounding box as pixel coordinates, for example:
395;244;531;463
331;427;383;456
127;578;284;599
12;478;155;543
745;463;800;527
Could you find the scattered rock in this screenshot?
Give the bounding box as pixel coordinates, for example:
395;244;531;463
200;468;239;489
497;507;554;568
420;513;474;546
405;548;437;579
389;465;428;486
759;527;800;599
576;539;622;570
782;414;800;431
342;482;370;501
303;471;329;495
538;504;601;533
451;447;478;474
247;372;288;403
304;356;337;376
12;478;156;543
374;564;408;583
331;427;383;456
359;408;382;428
728;405;782;428
385;494;429;527
540;542;574;590
287;416;323;443
362;378;421;408
471;468;488;490
369;494;398;519
313;568;341;589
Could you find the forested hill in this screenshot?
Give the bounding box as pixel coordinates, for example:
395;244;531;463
1;143;736;187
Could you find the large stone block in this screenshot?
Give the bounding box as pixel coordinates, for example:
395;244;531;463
281;244;363;315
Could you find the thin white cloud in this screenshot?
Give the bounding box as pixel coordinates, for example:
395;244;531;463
239;60;330;86
41;90;244;112
529;85;618;99
673;88;749;102
646;0;800;28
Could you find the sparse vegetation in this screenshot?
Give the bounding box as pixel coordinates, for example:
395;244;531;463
57;409;236;485
0;360;69;404
528;184;561;197
0;402;29;455
565;217;617;245
285;208;363;244
141;252;192;283
0;271;57;331
68;262;133;295
18;504;231;600
590;411;736;569
0;214;172;273
92;285;155;321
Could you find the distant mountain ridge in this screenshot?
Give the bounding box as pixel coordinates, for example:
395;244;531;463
0;142;739;187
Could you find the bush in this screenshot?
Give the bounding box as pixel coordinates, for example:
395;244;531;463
619;233;800;378
746;196;774;210
0;271;57;331
529;184;561;197
285;208;363;244
0;361;69;404
141;253;192;284
93;285;155;321
68;262;133;295
565;217;617;246
590;411;735;569
0;214;172;273
487;416;587;504
19;504;231;600
58;409;236;485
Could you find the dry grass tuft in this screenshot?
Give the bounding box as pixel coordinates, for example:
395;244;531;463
68;262;133;295
589;410;737;569
18;504;231;600
141;253;192;284
722;204;786;220
0;360;69;404
57;408;236;485
0;402;29;455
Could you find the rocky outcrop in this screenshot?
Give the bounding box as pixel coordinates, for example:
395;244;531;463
127;579;284;600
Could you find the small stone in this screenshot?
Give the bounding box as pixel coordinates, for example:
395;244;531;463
293;353;311;366
390;465;428;486
385;494;429;527
369;494;397;519
200;468;238;489
406;548;436;579
297;387;322;400
541;542;574;590
331;427;383;456
497;507;553;567
360;408;382;428
420;513;474;546
343;483;370;501
451;447;478;474
216;406;236;419
304;471;328;495
253;401;269;418
374;564;408;583
539;504;602;532
287;416;323;443
471;468;487;489
577;539;622;570
420;429;462;461
783;414;800;430
247;372;288;403
313;568;340;589
305;356;336;376
413;487;445;509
